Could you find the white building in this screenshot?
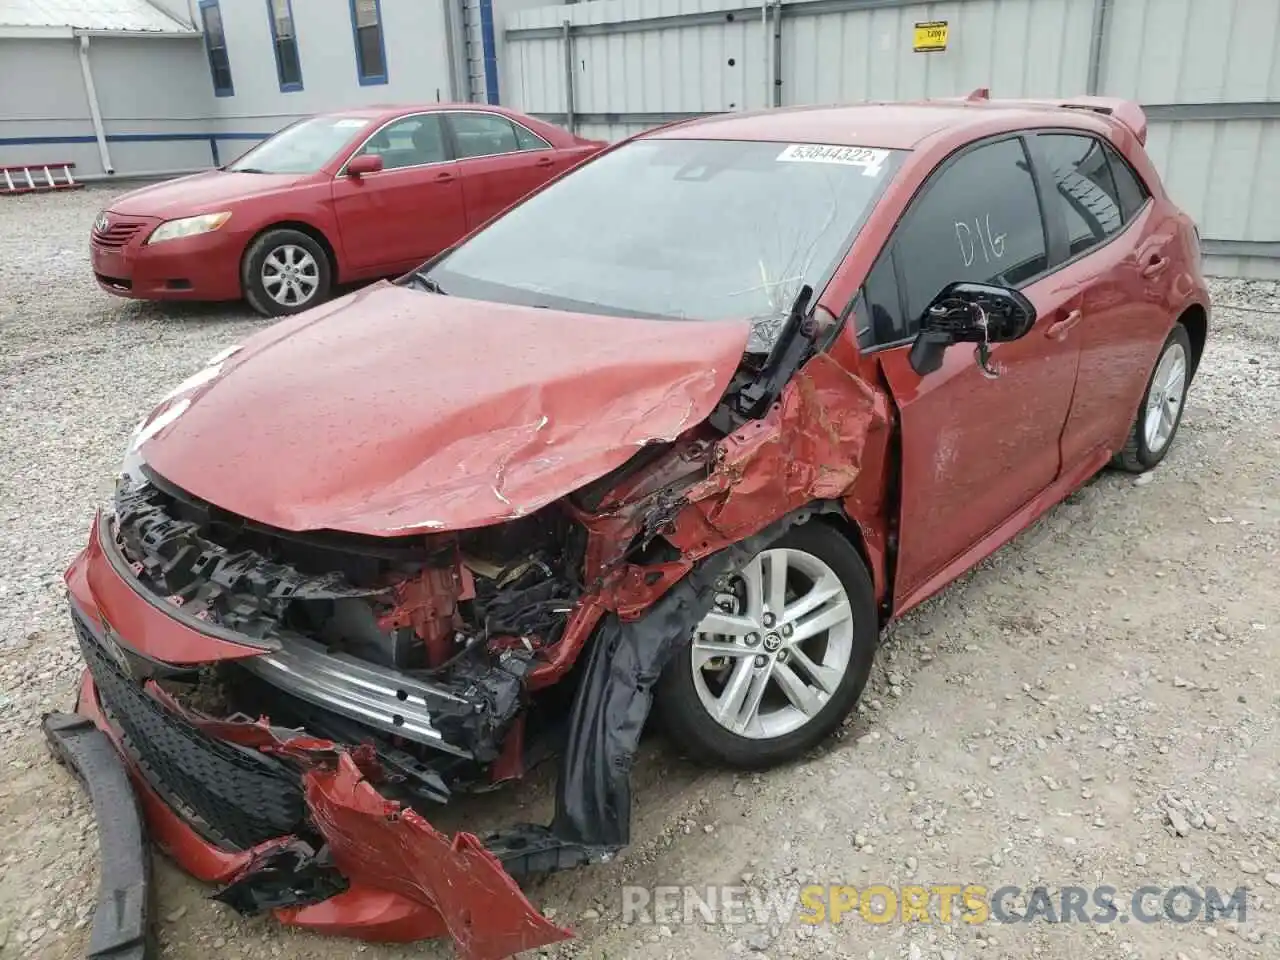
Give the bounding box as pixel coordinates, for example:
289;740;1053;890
0;0;485;178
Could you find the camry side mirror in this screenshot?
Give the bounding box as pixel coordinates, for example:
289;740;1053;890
345;154;383;177
908;282;1037;377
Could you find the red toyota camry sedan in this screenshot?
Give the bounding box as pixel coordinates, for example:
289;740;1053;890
89;105;602;315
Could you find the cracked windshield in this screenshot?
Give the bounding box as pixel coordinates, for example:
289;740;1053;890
425;138;902;349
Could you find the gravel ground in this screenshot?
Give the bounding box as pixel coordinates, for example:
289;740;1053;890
1;185;1278;960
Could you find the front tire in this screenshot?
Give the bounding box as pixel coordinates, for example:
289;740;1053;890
242;228;331;317
1112;324;1192;472
655;522;878;769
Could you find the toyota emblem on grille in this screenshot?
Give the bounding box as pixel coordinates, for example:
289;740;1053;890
98;623;134;678
94;213;109;233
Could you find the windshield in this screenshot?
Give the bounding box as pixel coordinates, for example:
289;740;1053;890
227;115;373;174
424;138;902;348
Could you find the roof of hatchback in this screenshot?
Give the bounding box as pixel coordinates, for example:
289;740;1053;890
644;101;1092;150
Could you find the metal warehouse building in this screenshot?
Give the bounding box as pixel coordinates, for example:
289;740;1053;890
1;0;1277;278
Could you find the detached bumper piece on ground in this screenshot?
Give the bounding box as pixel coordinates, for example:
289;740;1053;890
42;712;151;960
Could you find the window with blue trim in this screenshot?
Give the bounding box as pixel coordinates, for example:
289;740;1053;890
199;0;233;97
350;0;388;85
268;0;302;92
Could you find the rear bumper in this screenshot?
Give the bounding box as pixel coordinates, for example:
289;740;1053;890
90;230;242;302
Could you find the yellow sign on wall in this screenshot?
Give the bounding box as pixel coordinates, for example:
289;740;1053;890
913;20;949;52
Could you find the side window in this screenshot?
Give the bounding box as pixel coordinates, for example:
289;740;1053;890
895;138;1048;328
199;1;233;97
450;113;521;159
355;115;447;170
513;123;552;152
860;250;906;346
1103;142;1150;222
1039;134;1123;257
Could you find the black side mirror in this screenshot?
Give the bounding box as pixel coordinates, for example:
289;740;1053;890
908;282;1037;376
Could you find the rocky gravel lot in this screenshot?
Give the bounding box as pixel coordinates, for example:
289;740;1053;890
1;185;1278;960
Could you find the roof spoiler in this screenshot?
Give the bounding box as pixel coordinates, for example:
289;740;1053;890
957;88;1148;145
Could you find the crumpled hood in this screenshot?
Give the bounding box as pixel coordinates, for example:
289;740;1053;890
141;282;751;535
108;169;305;218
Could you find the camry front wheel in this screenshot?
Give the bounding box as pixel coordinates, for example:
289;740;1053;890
242;228;332;318
655;522;878;769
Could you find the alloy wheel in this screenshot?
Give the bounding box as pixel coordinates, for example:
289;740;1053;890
1143;340;1188;455
261;244;320;308
691;547;854;740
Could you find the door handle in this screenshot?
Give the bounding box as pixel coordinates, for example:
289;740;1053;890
534;156;556;167
1141;255;1170;278
433;171;456;183
1045;309;1082;341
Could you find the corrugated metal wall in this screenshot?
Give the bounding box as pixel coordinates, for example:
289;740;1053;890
1102;0;1280;278
499;0;1280;278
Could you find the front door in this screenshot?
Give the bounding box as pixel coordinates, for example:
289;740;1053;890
331;113;467;274
871;136;1083;608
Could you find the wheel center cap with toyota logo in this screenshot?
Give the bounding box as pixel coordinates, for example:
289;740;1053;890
763;632;782;652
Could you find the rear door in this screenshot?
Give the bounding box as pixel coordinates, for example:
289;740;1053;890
1031;132;1174;470
330;113;466;274
444;111;567;229
868;135;1084;609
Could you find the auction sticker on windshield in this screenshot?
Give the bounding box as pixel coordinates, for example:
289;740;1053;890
776;144;889;177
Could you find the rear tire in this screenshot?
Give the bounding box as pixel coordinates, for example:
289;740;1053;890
655;522;878;769
242;228;332;318
1112;324;1192;473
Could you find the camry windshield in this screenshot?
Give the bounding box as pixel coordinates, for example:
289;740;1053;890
227;116;373;174
423;138;902;346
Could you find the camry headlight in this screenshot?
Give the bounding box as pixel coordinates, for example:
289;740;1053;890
146;211;232;244
119;344;242;485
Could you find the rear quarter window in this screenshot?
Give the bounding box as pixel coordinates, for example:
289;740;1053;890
1103;141;1150;221
1038;133;1124;257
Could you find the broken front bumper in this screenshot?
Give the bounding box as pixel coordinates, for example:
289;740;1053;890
56;518;573;960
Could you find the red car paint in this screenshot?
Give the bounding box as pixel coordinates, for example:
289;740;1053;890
64;95;1209;958
140;283;753;535
90;104;601;304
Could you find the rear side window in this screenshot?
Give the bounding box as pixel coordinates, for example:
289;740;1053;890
450;113;521;159
513;123;551;151
1038;134;1123;257
894;137;1048;328
1103;142;1150;222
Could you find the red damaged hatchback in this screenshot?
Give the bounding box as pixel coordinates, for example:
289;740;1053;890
89;104;601;316
51;93;1208;959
